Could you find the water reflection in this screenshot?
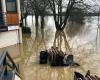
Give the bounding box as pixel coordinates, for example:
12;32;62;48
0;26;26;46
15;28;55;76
53;30;70;51
66;22;85;38
30;66;75;80
23;16;100;80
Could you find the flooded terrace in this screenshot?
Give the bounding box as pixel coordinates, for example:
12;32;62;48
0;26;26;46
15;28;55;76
0;16;100;80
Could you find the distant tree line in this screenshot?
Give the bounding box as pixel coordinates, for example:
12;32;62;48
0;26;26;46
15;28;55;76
20;0;97;31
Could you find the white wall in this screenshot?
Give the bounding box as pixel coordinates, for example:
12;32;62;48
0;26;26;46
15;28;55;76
0;30;19;48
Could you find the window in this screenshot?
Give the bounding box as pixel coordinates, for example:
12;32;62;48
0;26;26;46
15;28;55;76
6;0;17;12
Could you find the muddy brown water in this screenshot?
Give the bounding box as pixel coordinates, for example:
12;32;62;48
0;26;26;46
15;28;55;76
0;16;100;80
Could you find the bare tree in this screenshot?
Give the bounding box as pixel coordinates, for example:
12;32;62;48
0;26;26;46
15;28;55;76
48;0;90;30
20;0;32;27
29;0;49;28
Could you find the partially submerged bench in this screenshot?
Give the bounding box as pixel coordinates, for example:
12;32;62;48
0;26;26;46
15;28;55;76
39;47;79;66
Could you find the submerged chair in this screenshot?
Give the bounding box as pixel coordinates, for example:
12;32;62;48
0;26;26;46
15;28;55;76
74;70;100;80
74;72;84;80
39;51;48;64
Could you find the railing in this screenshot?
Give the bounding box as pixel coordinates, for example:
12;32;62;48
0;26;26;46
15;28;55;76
0;50;21;80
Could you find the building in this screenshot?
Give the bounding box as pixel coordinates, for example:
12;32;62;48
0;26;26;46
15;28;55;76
0;0;22;48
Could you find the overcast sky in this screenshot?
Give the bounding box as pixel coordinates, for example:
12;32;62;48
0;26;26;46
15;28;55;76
85;0;100;11
63;0;100;12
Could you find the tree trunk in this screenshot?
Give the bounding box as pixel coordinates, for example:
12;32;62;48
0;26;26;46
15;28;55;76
32;15;34;26
20;17;24;27
25;16;27;27
35;25;39;39
35;14;39;27
41;15;45;29
61;1;75;30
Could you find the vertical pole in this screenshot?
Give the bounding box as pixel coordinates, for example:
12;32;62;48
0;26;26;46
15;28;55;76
96;8;100;53
1;0;7;25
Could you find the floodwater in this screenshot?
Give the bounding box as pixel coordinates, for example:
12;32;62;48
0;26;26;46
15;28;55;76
1;16;100;80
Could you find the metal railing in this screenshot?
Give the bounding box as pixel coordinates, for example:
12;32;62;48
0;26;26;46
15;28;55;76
0;50;21;80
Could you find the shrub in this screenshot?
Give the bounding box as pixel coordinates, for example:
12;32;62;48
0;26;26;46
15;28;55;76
22;27;31;33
